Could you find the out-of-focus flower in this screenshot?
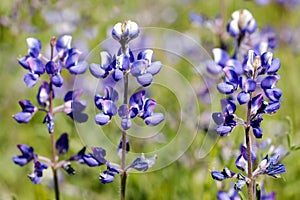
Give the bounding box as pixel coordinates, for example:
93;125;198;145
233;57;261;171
227;9;257;38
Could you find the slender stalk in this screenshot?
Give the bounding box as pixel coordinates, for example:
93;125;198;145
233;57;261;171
245;56;260;200
49;37;60;200
120;35;129;200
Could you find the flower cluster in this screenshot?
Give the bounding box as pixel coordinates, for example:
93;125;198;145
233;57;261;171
88;20;164;184
207;9;286;198
13;35;88;191
13;133;86;184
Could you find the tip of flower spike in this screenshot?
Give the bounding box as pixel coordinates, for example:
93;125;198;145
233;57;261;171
112;20;140;43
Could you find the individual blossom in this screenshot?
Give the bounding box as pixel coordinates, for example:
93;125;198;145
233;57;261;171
235;145;257;172
125;90;164;127
227;9;257;38
13;100;38;123
112;20;140;44
37;81;53;107
18;35;87;88
18;38;45;87
62;89;88;123
253;154;286;178
130;49;162;87
13;144;36;166
28;161;48;184
212;98;237;136
94;86;118;126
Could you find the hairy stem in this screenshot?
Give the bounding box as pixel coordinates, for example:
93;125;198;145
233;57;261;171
50;37;60;200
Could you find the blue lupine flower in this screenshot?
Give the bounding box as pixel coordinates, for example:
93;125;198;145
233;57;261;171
43;112;55;133
94;86;118;125
90;51;115;79
83;147;107;167
128;90;164;126
254;155;286;178
99;165;119;184
18;38;45;87
237;77;256;104
112;20;140;43
37;81;53;107
45;61;63;87
69;146;87;164
206;48;243;75
64;48;88;74
128;154;157;172
227;9;257;38
235;145;256;172
28;161;48;184
212;99;237;136
56;133;69;155
130;49;162;87
64;90;88;123
211;167;236;181
55;35;88;75
13;144;36;166
13;100;38;123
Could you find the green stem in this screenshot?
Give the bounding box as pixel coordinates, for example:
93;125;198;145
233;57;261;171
120;37;129;200
50;37;60;200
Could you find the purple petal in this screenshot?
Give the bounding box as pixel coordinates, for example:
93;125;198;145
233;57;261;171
130;60;147;77
45;61;56;74
83;154;101;167
253;127;263;138
37;81;51;107
26;38;42;58
56;35;72;53
215;125;232;136
148;61;162;75
237;91;250;104
212;112;224;125
51;74;64;87
27;57;45;75
265;88;282;102
65;48;81;69
129;90;145;107
265;102;280;114
245;79;256;92
56;133;69;155
118;104;129;118
144;113;164;126
95;113;111;125
18;56;30;70
267;58;280;74
24;72;39;88
112;68;123;81
206;60;223;75
137;49;153;62
217;82;235;94
13;112;33;123
137;73;153;87
261;75;279;89
68;61;88;74
92;147;107;164
90;63;107;78
102;100;117;116
212;48;230;67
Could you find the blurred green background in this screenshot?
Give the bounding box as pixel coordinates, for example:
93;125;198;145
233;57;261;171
1;0;300;199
